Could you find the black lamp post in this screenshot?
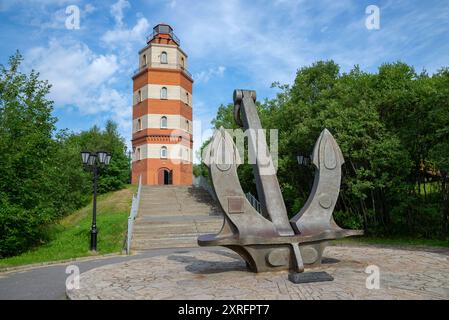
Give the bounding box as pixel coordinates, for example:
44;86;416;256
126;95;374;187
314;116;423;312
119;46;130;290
297;153;313;190
81;150;112;251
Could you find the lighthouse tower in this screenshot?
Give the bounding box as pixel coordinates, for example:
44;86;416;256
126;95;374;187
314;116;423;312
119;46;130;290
131;24;193;185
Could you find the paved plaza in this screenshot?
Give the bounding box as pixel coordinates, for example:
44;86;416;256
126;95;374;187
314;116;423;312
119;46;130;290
67;245;449;300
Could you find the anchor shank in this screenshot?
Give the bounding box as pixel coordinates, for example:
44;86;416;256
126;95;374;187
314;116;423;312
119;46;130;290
235;90;294;236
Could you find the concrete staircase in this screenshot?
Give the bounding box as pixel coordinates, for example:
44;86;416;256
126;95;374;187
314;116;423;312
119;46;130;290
131;185;223;252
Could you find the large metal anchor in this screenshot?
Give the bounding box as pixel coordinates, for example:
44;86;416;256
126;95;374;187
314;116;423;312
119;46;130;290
198;89;363;273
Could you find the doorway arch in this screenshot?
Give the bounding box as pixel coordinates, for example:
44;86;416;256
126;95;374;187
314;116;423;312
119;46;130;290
157;168;172;185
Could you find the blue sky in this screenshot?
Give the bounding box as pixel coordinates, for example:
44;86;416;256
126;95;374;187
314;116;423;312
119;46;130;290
1;0;448;162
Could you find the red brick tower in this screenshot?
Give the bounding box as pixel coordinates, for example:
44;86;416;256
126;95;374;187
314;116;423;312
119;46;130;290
131;24;193;185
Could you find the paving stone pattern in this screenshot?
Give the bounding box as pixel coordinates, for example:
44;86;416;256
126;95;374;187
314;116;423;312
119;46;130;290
68;246;449;300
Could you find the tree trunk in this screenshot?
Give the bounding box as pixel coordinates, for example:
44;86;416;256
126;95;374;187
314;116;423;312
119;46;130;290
417;170;421;196
423;175;427;199
371;188;377;226
441;172;448;237
360;199;368;232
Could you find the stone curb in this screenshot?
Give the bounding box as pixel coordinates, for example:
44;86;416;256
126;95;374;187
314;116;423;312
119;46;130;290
331;242;449;254
0;251;134;274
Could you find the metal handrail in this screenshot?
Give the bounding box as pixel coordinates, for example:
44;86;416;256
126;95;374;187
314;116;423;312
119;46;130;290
245;192;262;214
193;176;263;214
126;175;142;254
193;176;217;202
133;62;192;78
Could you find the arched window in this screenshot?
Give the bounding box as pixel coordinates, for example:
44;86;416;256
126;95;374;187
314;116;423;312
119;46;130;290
185;119;189;131
137;90;142;103
142;54;147;67
160;146;168;158
137;118;142;131
185;92;189;105
136;147;141;161
161;87;167;99
160;116;167;129
181;56;185;68
160;51;167;64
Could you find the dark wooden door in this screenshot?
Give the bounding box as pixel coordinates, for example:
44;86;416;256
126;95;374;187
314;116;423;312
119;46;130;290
164;170;173;185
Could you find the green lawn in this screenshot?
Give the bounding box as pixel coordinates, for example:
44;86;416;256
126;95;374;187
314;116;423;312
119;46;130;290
0;185;135;269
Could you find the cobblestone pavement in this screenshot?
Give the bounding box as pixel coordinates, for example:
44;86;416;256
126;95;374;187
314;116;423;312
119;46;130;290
67;246;449;300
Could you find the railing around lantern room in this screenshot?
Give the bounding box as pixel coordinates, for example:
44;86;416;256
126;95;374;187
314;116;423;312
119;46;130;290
146;28;180;46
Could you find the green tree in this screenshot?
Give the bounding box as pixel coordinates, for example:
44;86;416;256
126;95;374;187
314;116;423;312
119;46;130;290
61;120;130;194
0;52;59;256
0;52;131;257
202;60;449;239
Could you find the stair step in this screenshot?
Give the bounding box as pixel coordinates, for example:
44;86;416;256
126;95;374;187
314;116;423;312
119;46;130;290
130;185;222;251
133;222;222;233
136;214;222;222
132;238;199;250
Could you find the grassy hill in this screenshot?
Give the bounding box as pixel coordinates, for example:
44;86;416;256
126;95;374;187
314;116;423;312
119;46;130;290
0;185;135;269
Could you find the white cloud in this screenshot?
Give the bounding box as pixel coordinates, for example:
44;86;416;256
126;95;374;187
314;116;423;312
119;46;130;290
24;39;118;108
84;3;96;14
100;0;150;75
101;17;149;48
194;66;226;84
166;1;311;86
23;39;131;132
110;0;130;27
99;0;151;97
8;1;87;30
168;0;176;9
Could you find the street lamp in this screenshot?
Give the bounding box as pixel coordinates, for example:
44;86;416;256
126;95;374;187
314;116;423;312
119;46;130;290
297;154;311;166
81;150;91;165
81;150;112;252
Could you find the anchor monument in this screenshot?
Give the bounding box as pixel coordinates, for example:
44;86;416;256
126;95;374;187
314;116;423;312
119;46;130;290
198;89;363;275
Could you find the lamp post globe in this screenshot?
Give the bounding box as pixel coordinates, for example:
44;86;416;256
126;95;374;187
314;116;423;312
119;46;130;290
297;154;311;166
81;150;91;165
105;153;112;166
97;151;108;165
88;153;96;166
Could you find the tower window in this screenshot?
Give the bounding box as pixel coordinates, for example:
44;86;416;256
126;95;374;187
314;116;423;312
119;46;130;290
137;90;142;103
185;92;189;105
160;146;168;158
136;147;141;161
181;56;185;68
137;118;142;131
160;116;167;129
185;119;189;131
161;87;167;99
142;54;147;67
161;51;168;64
